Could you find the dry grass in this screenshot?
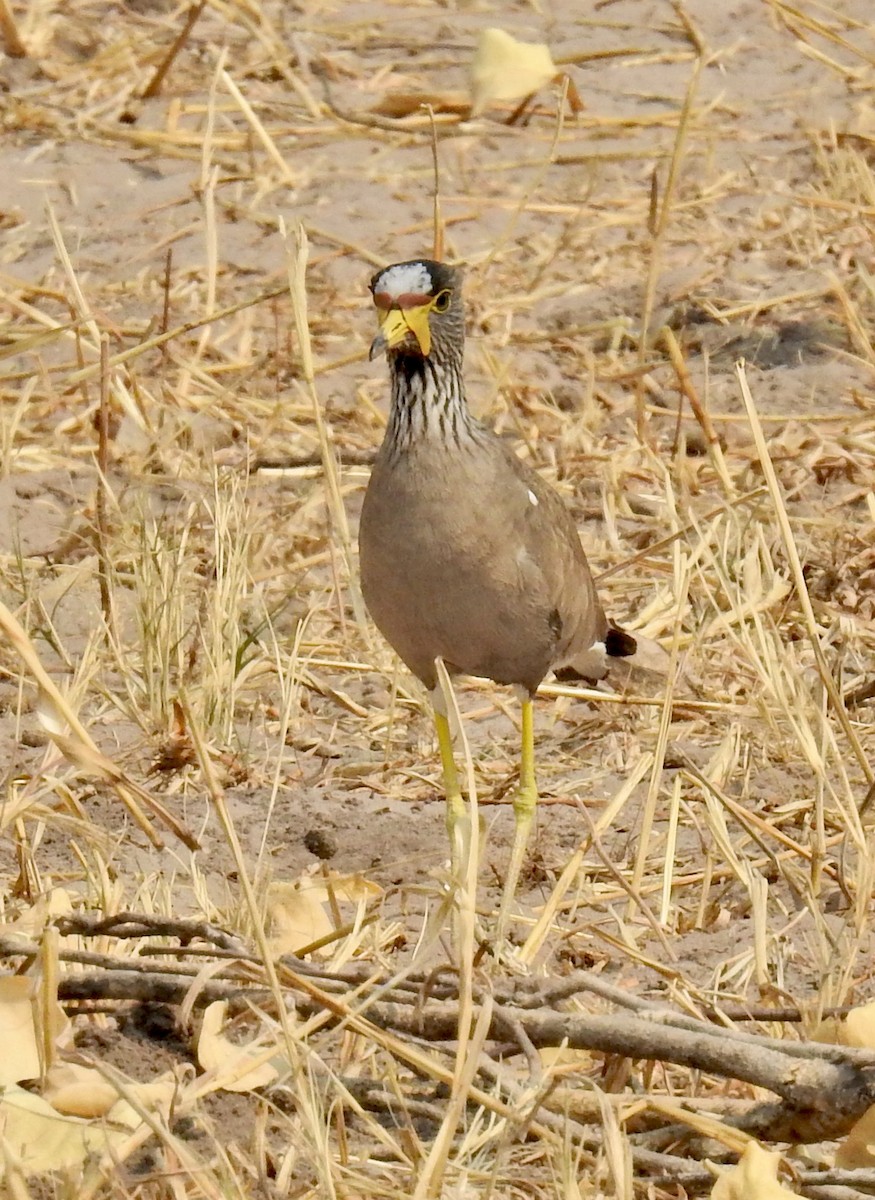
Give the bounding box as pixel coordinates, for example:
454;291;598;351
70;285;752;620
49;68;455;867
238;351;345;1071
1;0;875;1196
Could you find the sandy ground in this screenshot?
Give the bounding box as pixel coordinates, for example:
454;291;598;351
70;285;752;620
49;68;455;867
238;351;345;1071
2;0;875;1189
2;0;873;963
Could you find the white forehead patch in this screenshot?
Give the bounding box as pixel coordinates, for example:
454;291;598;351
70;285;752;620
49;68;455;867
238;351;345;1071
375;262;433;298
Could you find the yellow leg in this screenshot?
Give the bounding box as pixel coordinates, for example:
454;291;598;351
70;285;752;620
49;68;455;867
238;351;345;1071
434;710;466;871
495;697;538;944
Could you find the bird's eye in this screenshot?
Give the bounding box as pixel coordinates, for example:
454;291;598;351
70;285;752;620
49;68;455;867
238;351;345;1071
432;289;452;313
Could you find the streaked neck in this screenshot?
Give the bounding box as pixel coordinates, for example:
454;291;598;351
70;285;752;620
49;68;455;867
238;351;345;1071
384;352;480;456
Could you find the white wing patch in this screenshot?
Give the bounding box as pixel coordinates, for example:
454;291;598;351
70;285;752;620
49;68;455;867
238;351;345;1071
374;262;433;297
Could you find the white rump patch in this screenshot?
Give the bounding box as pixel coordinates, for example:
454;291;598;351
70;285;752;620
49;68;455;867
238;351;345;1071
527;489;538;506
561;640;608;681
375;262;433;298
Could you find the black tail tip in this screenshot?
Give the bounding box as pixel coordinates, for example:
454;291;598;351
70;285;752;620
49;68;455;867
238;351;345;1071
606;624;637;659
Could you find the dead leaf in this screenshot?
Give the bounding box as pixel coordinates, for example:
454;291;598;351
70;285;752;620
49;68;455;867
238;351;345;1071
842;1000;875;1049
0;977;42;1085
0;888;74;943
811;1016;844;1044
266;878;334;956
371;90;469;118
329;870;382;905
0;974;72;1087
837;1103;875;1168
813;1000;875;1051
470;28;558;117
0;1084;128;1172
711;1142;799;1199
107;1074;180;1131
43;1063;119;1119
197;1001;280;1092
266;871;380;956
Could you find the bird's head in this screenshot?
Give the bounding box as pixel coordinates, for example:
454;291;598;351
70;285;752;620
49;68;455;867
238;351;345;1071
368;260;463;361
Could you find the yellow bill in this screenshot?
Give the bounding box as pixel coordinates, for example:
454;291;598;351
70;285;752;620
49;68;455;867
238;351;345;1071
370;303;432;358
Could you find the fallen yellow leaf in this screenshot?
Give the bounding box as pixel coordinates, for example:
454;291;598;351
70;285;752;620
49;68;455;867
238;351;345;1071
843;1000;875;1049
811;1016;843;1044
43;1063;119;1119
0;977;43;1085
837;1103;875;1169
107;1074;179;1131
469;28;558;117
328;870;382;905
197;1001;281;1092
266;871;380;957
266;879;334;956
0;1084;128;1173
371;90;469;119
0;889;74;944
711;1142;799;1199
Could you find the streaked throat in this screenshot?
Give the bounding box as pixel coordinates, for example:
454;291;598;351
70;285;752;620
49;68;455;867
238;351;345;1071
385;352;479;456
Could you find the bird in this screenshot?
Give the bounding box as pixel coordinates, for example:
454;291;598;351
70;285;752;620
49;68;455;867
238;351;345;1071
359;258;653;941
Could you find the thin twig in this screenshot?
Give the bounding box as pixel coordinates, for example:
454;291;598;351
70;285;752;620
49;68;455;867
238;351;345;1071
95;337;115;640
140;0;207;100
